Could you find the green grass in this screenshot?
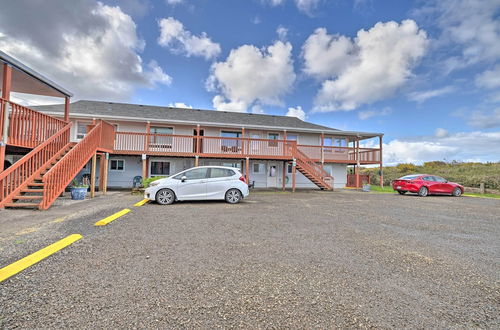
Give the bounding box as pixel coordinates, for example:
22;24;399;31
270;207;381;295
368;185;395;193
463;193;500;199
368;185;500;199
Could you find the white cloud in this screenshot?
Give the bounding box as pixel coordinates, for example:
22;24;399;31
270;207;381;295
168;102;192;108
475;65;500;90
408;86;455;103
468;108;500;129
358;107;392;120
0;1;171;101
264;0;321;15
157;17;221;60
286;106;306;120
252;16;262;25
434;128;449;138
382;131;500;165
303;20;428;112
276;26;289;41
207;41;296;112
165;0;184;5
251;104;265;114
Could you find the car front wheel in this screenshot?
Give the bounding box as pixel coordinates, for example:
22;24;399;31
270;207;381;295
452;187;462;197
418;186;428;197
225;188;242;204
156;188;175;205
397;190;406;195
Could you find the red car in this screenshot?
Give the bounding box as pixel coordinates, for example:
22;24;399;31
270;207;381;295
392;174;464;197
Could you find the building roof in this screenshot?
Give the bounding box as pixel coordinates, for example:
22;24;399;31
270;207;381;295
0;50;72;97
35;100;383;137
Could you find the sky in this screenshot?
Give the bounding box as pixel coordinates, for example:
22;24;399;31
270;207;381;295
0;0;499;165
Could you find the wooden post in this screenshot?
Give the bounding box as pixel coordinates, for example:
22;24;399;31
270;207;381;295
292;158;296;192
64;96;70;122
379;135;383;188
320;132;324;164
283;130;287;156
142;154;147;180
242;127;245;156
102;153;109;194
99;153;105;192
195;155;199;167
356;138;360;189
196;124;201;154
282;161;287;191
246;157;249;185
480;183;485;194
0;63;12;173
144;121;151;153
90;152;97;198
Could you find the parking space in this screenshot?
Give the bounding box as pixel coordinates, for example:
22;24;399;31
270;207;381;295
1;191;499;328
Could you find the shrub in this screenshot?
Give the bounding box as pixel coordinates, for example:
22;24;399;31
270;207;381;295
396;163;417;173
142;176;167;188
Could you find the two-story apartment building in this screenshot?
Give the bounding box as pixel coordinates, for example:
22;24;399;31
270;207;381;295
35;100;383;190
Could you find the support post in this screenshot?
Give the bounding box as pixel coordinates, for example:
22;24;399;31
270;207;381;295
320;132;324;164
142;154;147;180
103;153;109;194
195;155;199;167
64;97;70;122
282;161;287;191
245;157;249;185
292;158;296;192
356;138;360;189
379;135;383;188
99;153;105;192
0;63;12;173
196;124;201;154
144;121;151;153
242;127;246;156
90;152;97;198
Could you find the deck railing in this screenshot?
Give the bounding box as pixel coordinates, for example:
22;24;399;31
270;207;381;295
1;99;68;148
0;123;71;207
113;132;380;163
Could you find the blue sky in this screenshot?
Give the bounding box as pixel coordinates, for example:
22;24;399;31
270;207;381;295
0;0;499;164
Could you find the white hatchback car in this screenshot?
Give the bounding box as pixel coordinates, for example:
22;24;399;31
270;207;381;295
144;166;249;205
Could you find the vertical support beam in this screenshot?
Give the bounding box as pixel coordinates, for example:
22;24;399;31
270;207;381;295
196;124;201;154
99;153;105;192
103;153;109;195
320;132;325;164
90;152;97;198
0;63;12;173
144;121;151;153
245;157;249;185
282;161;287;191
242;127;245;156
292;158;296;192
356;138;360;189
64;97;70;122
379;135;383;188
194;155;199;167
142;154;148;180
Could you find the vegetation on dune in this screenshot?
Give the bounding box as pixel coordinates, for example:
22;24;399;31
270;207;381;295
361;161;500;190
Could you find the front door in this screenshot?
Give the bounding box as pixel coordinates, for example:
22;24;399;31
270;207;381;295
267;163;279;188
176;168;208;200
193;129;204;153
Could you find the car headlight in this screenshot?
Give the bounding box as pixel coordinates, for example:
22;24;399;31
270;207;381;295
149;180;161;187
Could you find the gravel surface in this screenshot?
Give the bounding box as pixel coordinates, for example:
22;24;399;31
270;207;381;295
1;190;499;328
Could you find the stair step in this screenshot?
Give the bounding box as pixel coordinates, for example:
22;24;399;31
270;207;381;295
4;202;40;208
13;195;43;200
28;182;45;187
21;188;44;193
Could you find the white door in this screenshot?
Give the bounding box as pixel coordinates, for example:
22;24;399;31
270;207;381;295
176;168;208;200
206;168;234;199
267;163;279;188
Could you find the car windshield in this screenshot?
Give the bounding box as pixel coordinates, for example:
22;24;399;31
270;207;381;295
399;175;420;180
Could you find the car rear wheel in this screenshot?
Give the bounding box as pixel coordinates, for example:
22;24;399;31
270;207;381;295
225;188;242;204
397;190;406;195
452;187;462;197
418;186;428;197
156;188;175;205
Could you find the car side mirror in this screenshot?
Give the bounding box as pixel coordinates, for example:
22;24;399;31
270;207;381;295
181;175;187;182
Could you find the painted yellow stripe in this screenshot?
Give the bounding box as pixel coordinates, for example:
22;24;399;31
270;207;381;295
134;199;149;207
0;234;82;283
94;208;131;226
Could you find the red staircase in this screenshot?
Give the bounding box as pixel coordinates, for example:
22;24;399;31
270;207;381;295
0;101;115;210
289;144;333;190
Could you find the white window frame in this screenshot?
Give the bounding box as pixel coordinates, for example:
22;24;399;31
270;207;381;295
109;159;125;172
252;163;264;174
150;160;171;176
76;121;92;140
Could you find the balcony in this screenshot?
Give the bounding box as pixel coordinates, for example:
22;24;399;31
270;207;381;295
113;132;381;164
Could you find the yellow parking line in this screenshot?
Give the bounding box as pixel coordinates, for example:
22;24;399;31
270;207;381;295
134;199;149;207
0;234;83;283
94;208;131;226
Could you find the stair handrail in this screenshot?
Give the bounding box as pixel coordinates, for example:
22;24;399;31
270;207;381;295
0;123;72;207
290;143;333;189
40;121;104;209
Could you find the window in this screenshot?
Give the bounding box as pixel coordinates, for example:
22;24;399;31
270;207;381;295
150;161;170;176
221;131;241;151
110;159;125;171
287;163;293;174
210;168;235;178
222;162;241;169
76;122;91;139
253;163;263;173
287;134;298;141
268;133;279;147
334;138;347;147
323;137;333;153
175;168;208;180
150;126;173;147
151;126;173;135
422;176;434;181
433;176;447;183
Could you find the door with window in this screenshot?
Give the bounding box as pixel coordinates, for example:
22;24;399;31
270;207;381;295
221;131;241;153
267;162;279;188
206;167;236;199
150;126;173;151
174;167;208;200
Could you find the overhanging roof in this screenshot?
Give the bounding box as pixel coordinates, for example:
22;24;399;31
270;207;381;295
0;50;72;98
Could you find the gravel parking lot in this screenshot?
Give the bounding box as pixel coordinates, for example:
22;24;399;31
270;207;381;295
1;190;499;328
